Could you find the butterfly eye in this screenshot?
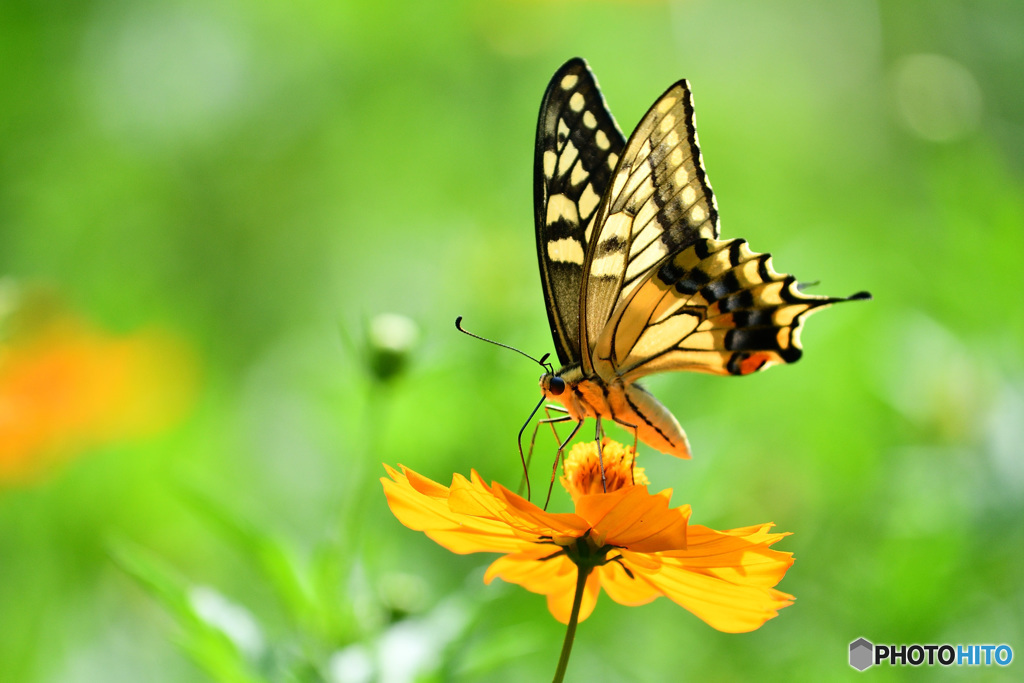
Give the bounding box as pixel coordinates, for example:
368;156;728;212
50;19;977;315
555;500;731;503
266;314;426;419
548;376;565;395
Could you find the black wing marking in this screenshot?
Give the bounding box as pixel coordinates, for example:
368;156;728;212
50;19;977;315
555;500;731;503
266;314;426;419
593;237;871;381
535;58;626;367
578;80;719;374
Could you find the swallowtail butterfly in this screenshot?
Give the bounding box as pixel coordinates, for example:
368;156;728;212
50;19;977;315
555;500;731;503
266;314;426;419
534;58;869;459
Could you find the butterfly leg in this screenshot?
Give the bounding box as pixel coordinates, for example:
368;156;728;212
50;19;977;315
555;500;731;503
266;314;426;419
528;405;571;471
517;396;548;502
595;417;607;492
545;419;583;510
611;416;639;485
521;406;571;498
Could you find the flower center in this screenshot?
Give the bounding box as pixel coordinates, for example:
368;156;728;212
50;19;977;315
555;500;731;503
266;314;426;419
560;439;648;498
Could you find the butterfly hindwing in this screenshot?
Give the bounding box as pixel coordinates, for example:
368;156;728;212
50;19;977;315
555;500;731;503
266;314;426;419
535;58;626;367
579;81;720;373
593;237;871;382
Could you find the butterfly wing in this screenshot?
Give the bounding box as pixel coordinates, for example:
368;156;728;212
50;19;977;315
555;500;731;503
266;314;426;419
579;79;869;382
535;58;626;367
577;80;720;375
593;237;871;381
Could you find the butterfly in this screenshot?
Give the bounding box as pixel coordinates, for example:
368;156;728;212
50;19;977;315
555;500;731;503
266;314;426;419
532;57;870;461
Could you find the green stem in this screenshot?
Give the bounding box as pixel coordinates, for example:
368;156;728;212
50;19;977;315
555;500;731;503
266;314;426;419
552;564;590;683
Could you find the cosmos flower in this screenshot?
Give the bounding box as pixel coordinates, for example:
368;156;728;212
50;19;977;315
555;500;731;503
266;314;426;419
0;303;194;483
382;440;793;633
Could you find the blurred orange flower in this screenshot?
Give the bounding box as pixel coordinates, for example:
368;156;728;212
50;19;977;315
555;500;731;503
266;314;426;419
0;307;195;484
382;440;794;633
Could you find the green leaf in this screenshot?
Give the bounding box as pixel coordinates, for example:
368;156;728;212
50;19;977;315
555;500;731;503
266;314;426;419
108;536;269;683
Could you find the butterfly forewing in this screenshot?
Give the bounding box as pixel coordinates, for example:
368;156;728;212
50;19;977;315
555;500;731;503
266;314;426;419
535;58;626;367
579;81;720;375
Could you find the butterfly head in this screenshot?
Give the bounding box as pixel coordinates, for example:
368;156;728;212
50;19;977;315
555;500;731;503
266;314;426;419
540;373;566;397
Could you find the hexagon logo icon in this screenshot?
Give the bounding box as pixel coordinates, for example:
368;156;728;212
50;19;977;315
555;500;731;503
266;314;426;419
849;638;874;671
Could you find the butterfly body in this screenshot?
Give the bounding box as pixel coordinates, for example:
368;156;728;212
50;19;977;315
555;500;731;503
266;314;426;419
532;58;870;460
540;367;691;458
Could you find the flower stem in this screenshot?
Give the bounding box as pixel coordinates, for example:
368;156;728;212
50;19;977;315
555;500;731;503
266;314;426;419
552;564;589;683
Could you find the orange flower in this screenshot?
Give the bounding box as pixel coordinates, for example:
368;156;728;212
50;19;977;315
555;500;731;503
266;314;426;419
0;308;195;483
382;440;794;633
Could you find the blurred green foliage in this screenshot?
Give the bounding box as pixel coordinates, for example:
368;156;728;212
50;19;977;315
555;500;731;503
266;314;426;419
2;0;1023;680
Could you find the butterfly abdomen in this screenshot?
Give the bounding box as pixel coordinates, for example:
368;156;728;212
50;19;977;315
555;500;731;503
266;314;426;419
542;367;691;459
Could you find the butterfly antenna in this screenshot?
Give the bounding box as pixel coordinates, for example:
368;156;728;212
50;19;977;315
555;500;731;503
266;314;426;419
455;316;553;372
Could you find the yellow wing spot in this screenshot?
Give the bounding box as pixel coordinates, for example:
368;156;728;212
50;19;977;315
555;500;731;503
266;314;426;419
776;328;791;350
619;171;655;215
681;185;696;205
546;193;580;226
579;183;601;219
633;139;653;168
773;304;811;327
733;240;755;262
560;74;579;90
595;130;610;151
758;280;787;302
543;150;557;178
569;92;585;112
625;239;669;283
601;212;633;243
632;201;661;243
663;130;680;149
670;147;684;166
607;152;619;169
689;205;706;223
570;161;587;186
610;164;629;198
583;111;597;129
675;168;692;189
547;237;585;265
630;218;662;256
591;251;626;278
557;118;570;142
659;114;676;133
735;259;763;287
657;96;677;114
629;315;700;361
558;140;579;175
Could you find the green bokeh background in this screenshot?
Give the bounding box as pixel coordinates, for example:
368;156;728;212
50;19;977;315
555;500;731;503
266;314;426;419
2;0;1022;680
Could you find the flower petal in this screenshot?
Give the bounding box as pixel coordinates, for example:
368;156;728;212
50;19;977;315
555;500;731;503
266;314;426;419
484;546;603;625
483;545;575;589
487;477;589;540
623;524;794;633
596;560;660;607
546;571;601;624
659;524;793;585
576;486;690;552
382;466;528;554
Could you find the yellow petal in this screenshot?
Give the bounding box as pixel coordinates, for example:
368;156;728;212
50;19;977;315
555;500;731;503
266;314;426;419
488;479;590;538
546;571;601;624
596;561;660;607
484;546;605;625
622;524;794;633
382;466;525;554
382;465;589;556
576;486;690;552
